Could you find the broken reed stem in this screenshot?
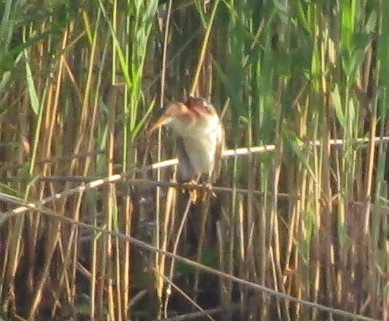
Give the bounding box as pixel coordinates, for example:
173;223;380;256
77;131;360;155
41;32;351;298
2;135;388;174
0;197;381;321
3;135;389;216
29;178;292;198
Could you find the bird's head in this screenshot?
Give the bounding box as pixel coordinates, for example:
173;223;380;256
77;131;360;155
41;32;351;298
147;101;189;135
184;96;214;113
147;96;219;138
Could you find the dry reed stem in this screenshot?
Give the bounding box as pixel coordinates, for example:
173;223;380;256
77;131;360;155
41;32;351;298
0;196;381;321
156;0;174;308
155;268;217;321
3;135;387;317
2;136;388;175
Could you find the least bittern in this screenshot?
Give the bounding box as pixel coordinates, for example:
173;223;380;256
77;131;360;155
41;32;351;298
148;96;224;200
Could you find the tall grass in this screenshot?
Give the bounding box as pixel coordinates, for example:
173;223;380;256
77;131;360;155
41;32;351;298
0;0;388;320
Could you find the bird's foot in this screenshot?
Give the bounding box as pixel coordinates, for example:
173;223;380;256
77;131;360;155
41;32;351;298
202;182;216;200
186;180;216;203
188;180;199;203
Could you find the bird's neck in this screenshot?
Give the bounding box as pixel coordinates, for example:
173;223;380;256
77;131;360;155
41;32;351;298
171;112;220;138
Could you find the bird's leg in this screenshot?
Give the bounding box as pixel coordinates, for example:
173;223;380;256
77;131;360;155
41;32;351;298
188;174;202;203
202;173;216;201
205;182;216;199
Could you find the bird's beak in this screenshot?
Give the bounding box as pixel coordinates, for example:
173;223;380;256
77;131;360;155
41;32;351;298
147;115;172;136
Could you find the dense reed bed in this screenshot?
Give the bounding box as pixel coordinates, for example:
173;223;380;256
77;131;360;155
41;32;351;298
0;0;388;320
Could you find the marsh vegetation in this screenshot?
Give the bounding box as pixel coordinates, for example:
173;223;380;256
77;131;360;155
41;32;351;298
0;0;388;320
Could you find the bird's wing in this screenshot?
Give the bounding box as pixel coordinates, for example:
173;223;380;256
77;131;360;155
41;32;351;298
176;137;196;182
212;123;225;183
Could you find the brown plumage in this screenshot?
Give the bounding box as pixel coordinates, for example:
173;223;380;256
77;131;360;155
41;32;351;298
148;96;224;183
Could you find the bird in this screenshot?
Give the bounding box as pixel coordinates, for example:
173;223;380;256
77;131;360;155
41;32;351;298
148;96;224;200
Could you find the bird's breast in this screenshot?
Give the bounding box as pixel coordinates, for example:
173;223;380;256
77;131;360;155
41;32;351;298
170;113;223;176
183;135;217;174
171;113;220;138
183;122;223;174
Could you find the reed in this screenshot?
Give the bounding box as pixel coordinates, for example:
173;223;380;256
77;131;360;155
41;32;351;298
0;0;388;320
